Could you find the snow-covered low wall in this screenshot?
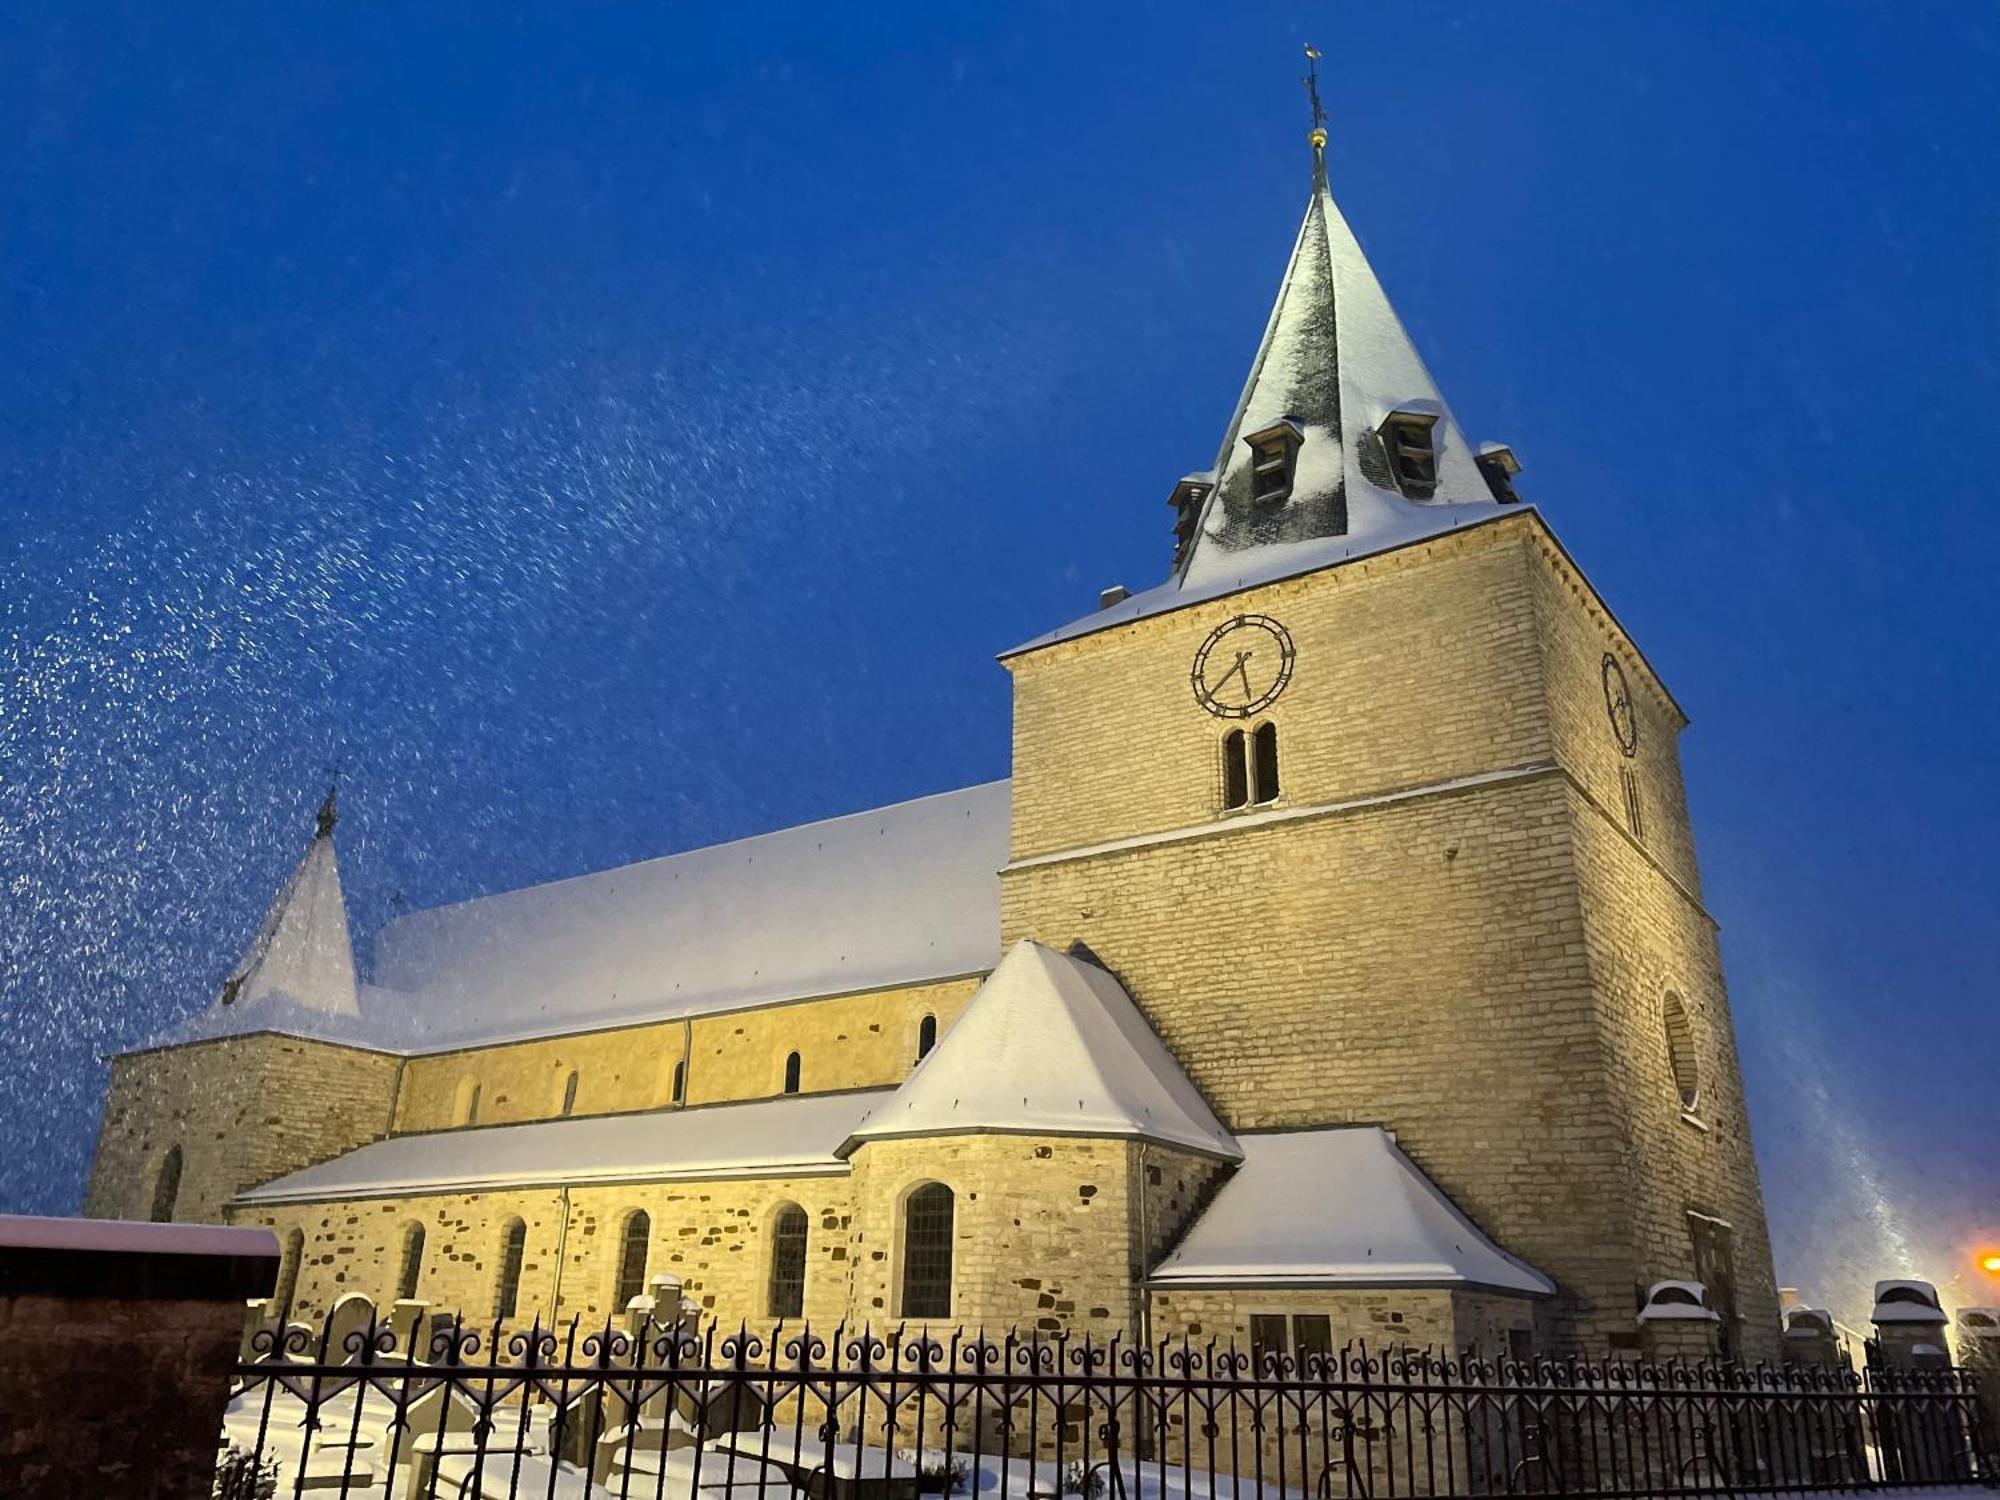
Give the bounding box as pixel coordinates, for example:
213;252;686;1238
0;1213;278;1500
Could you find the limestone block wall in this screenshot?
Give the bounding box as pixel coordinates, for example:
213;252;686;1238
391;977;980;1133
1005;519;1552;862
1002;775;1624;1337
85;1035;400;1224
236;1172;857;1332
1566;789;1780;1357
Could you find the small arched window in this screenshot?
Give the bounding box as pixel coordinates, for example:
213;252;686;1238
559;1070;580;1117
1663;994;1700;1112
1252;722;1280;803
149;1145;183;1223
453;1076;481;1127
275;1228;305;1322
614;1210;651;1309
900;1182;955;1320
916;1014;938;1061
495;1218;526;1321
768;1203;809;1318
396;1223;426;1301
783;1051;802;1096
1221;730;1249;810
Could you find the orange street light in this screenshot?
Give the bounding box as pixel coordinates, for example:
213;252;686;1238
1982;1252;2000;1275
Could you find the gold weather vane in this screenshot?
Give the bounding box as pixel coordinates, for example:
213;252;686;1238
1302;44;1328;154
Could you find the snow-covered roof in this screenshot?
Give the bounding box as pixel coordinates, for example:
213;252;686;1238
236;1091;888;1204
154;781;1010;1057
839;941;1240;1161
1150;1127;1554;1295
1010;146;1514;659
214;822;361;1020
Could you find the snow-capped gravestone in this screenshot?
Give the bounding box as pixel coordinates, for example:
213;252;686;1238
0;1213;278;1500
1871;1279;1951;1370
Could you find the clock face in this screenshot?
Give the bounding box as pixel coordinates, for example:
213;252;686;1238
1602;653;1638;757
1191;614;1295;719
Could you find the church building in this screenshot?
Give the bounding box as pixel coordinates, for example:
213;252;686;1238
85;118;1781;1364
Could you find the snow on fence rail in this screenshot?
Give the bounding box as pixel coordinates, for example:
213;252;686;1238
221;1313;1997;1500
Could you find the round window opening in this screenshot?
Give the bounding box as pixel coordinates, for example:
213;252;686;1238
1663;994;1699;1112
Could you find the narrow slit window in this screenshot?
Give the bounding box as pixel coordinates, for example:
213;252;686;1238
671;1059;685;1105
783;1051;802;1096
396;1224;425;1301
1221;730;1249;810
1252;722;1280;804
917;1014;938;1060
560;1070;579;1117
495;1219;526;1321
900;1183;955;1319
768;1204;808;1319
149;1145;183;1223
614;1211;651;1309
1621;766;1645;840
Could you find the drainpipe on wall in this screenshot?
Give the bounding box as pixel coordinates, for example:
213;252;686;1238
551;1186;572;1321
677;1019;692;1109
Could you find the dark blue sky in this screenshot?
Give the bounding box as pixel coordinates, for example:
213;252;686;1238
2;3;1994;1321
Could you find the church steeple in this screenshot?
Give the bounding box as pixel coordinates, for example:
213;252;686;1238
1172;59;1514;589
212;789;361;1018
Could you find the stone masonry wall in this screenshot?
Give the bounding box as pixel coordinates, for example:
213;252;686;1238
1526;541;1779;1358
85;1035;400;1224
391;978;980;1132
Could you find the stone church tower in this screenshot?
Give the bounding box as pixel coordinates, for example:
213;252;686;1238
999;126;1777;1355
86;120;1779;1363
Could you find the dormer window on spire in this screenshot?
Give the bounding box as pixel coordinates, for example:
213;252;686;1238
1476;443;1523;505
1377;411;1439;499
1244;419;1304;506
1168;474;1214;569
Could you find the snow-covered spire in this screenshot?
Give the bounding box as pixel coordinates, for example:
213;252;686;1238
1172;119;1508;589
212;788;361;1019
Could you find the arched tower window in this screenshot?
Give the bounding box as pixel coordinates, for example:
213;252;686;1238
768;1203;809;1319
396;1223;426;1301
148;1145;183;1223
274;1228;305;1323
1221;730;1249;810
453;1076;481;1127
495;1218;526;1321
783;1051;802;1096
916;1014;938;1061
1252;722;1280;803
614;1210;651;1309
559;1069;580;1117
1663;994;1700;1112
900;1182;955;1320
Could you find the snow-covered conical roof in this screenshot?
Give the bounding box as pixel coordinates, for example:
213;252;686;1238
1177;145;1501;587
211;791;361;1020
1007;140;1516;658
839;940;1240;1160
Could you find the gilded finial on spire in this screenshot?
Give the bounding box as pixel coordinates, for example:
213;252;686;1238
1302;44;1328;155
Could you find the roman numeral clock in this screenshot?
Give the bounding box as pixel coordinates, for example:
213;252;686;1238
1191;614;1295;718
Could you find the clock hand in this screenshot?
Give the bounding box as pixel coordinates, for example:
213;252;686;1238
1215;650;1254;703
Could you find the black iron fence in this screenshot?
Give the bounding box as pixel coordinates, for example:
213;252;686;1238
223;1314;1997;1500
